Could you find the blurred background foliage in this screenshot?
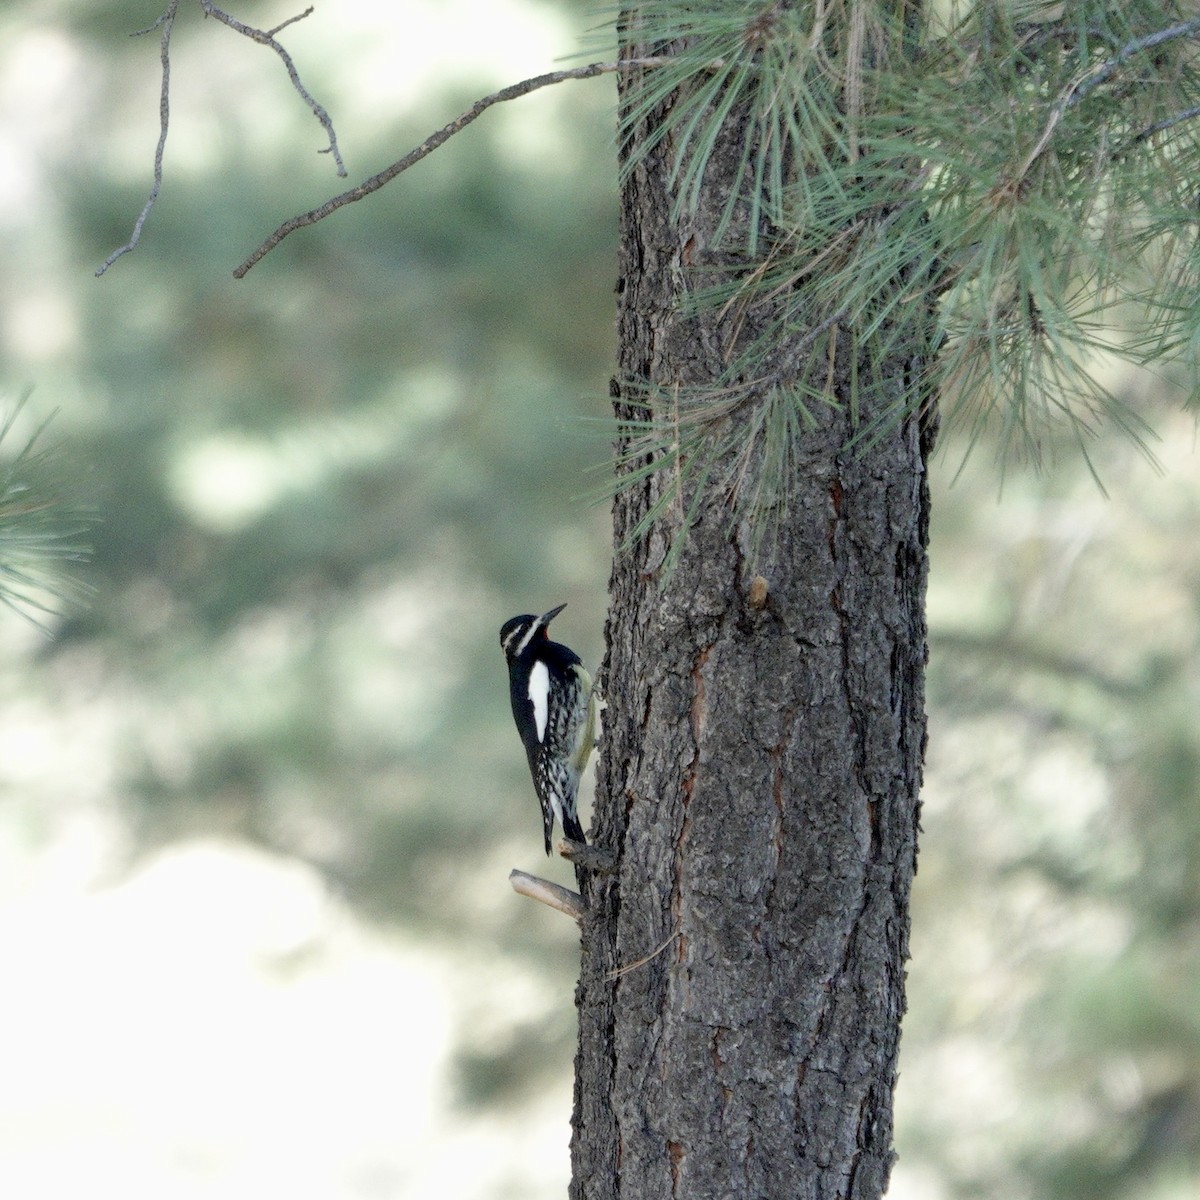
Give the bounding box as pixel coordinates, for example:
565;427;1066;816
0;2;1196;1199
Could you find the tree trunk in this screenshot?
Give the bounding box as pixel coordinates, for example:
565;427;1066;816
570;24;935;1200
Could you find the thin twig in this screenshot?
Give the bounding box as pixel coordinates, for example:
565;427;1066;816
1018;16;1200;180
233;57;672;278
267;8;314;38
1127;102;1200;147
95;2;179;277
98;1;343;277
509;869;587;922
1064;17;1200;109
606;930;679;980
129;7;176;38
200;1;344;176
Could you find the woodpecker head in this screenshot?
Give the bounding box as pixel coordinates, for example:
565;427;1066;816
499;603;567;662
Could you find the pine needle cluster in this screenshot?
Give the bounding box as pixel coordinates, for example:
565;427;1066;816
0;402;91;627
598;0;1200;556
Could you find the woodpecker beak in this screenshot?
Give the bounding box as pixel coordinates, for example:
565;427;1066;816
539;603;567;628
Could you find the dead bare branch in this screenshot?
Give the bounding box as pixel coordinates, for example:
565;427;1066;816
509;869;587;922
95;3;179;277
97;1;344;277
200;2;345;176
233;57;673;278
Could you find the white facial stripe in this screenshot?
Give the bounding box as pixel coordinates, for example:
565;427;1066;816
502;626;522;653
528;660;550;742
514;618;543;657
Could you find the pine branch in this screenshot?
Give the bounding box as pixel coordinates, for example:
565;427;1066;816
233;58;670;277
1063;16;1200;109
1127;103;1200;148
1018;15;1200;179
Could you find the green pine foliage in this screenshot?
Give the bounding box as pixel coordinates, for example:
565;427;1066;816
0;401;91;625
600;0;1200;554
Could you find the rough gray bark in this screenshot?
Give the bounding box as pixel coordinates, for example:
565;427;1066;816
570;28;936;1200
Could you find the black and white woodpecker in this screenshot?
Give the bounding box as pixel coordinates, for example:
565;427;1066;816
499;603;595;855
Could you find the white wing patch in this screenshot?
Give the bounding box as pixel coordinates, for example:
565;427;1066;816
528;660;550;743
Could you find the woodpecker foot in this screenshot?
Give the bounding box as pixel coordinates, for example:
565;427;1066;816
509;869;587;922
558;838;618;874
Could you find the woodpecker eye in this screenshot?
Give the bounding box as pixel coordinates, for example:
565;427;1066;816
500;617;531;655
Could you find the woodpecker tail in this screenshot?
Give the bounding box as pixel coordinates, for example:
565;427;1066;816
562;809;586;847
540;809;585;856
